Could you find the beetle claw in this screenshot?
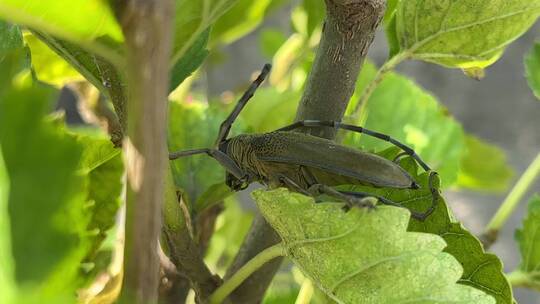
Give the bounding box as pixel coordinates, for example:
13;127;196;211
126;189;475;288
342;197;377;213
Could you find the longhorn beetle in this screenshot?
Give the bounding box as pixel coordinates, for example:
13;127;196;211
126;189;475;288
169;64;439;220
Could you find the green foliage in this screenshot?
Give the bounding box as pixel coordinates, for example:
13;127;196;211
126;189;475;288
173;0;238;65
255;188;495;303
240;87;300;133
513;195;540;290
348;69;466;187
75;133;123;266
457;135;514;192
0;0;123;63
387;0;540;69
0;24;124;303
168;100;242;209
341;155;513;304
0;20;22;53
204;197;253;275
0;49;85;303
346;63;511;191
0;149;14;304
29;31;126;110
525;42;540;100
170;28;210;92
23;33;83;87
210;0;276;45
300;0;325;37
260;29;287;58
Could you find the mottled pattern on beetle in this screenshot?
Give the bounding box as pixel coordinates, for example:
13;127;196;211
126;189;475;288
249;132;289;156
227;134;267;181
226;132;290;184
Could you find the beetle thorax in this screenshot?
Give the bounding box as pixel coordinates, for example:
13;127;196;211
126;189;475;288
227;135;264;181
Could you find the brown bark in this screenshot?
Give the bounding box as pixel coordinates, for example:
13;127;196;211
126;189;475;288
224;1;386;303
116;1;174;303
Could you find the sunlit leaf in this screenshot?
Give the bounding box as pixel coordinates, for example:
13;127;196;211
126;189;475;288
342;155;514;304
457;135;513;192
346;70;465;188
255;188;495;303
169;28;209;92
211;0;274;45
74;132;123;266
240;87;300;133
513;195;540;290
383;0;401;58
30;31;126;128
259;29;287;58
392;0;540;69
24;33;83;87
172;0;238;67
204;197;253;275
0;47;87;303
0;0;123;63
525;42;540;100
168;101;241;208
0;20;22;53
301;0;325;37
0;149;15;304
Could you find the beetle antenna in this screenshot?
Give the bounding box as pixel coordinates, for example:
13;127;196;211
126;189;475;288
215;63;271;146
169;148;211;160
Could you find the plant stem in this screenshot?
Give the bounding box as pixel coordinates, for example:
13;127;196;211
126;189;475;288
225;1;386;301
482;152;540;249
116;0;173;303
350;52;407;123
506;270;531;287
161;168;220;303
209;244;285;304
295;278;315;304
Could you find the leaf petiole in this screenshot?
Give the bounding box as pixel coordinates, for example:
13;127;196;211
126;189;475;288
482;152;540;247
209;243;285;304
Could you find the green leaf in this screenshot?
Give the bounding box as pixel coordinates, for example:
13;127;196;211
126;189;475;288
513;195;540;290
301;0;325;37
0;149;15;304
383;0;401;58
0;48;87;302
172;0;238;67
0;0;123;63
393;0;540;69
169;28;209;92
255;188;495;303
24;33;83;87
168;101;240;208
210;0;274;45
341;155;513;304
204;197;253;274
30;31;126;127
457;135;513;192
259;29;287;58
525;42;540;100
346;71;465;188
0;20;22;53
74;132;123;264
240;87;300;133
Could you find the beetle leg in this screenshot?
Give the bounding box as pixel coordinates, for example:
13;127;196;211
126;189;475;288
341;171;439;221
276;174;311;196
276;120;431;172
307;184;377;210
208;149;248;181
215;64;271;145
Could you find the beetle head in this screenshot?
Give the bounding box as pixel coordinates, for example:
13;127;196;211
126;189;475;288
225;172;250;191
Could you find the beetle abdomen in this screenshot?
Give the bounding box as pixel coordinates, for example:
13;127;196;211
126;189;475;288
251;132;416;189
